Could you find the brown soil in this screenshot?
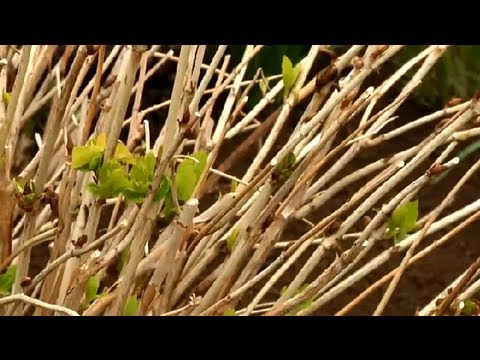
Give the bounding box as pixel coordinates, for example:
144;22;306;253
325;104;480;316
260;100;480;316
212;95;480;316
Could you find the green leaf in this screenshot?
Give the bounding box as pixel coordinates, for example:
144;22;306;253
192;150;207;179
2;92;11;107
154;175;171;202
299;298;313;311
123;153;169;204
175;151;208;202
72;134;109;172
99;161;130;195
117;249;129;274
23;193;36;208
90;133;107;149
176;159;197;202
0;265;16;297
387;200;419;243
293;64;301;85
298;283;309;293
12;177;36;202
71;145;104;171
130;152;155;183
282;56;301;94
282;56;294;90
462;300;479;316
223;308;236;316
226;228;240;253
122;188;147;203
230;179;238;193
281;283;308;298
285;283;313;315
274;151;297;182
162;193;177;217
123;295;139;316
123;184;150;203
12;177;26;194
85;276;100;305
114;141;136;165
275;151;296;173
88;160;130;199
259;77;269;95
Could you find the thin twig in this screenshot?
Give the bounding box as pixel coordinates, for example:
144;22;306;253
26;221;127;292
0;294;79;316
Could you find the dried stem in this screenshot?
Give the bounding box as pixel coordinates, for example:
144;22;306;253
374;134;480;315
337;210;480;315
0;294;79;316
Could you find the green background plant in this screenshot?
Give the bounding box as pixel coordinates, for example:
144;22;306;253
215;45;480;110
395;46;480;108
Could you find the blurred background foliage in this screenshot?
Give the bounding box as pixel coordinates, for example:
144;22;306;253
227;45;310;109
395;46;480;108
209;45;480;110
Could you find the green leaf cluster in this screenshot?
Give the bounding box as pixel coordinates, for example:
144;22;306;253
71;134;207;208
71;134;171;204
88;160;131;199
12;177;38;211
72;133;137;171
